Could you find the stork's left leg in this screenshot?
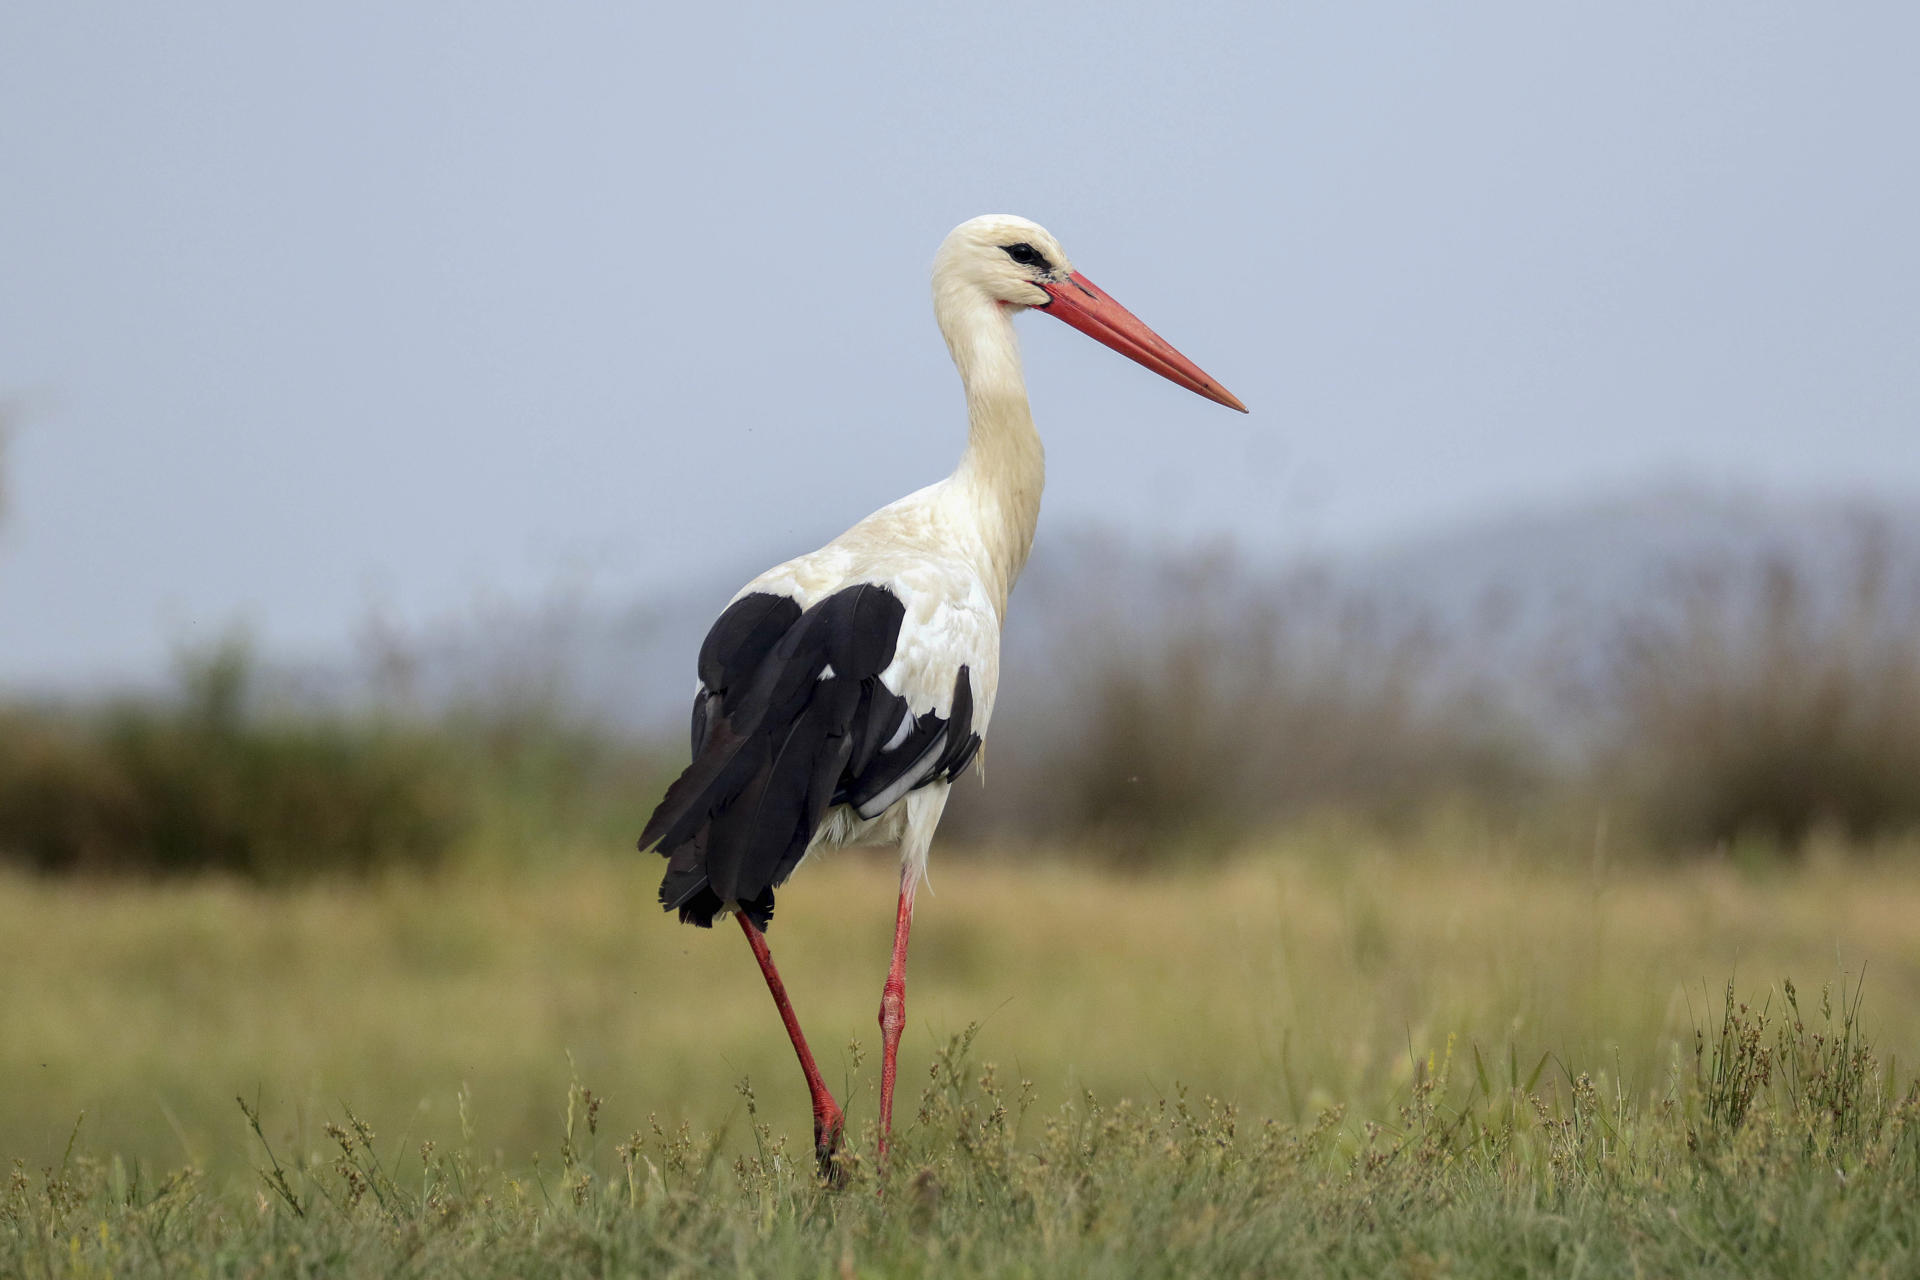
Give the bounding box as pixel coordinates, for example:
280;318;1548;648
735;913;845;1179
877;862;918;1166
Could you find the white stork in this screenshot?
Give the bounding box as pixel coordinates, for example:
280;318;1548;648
638;213;1244;1175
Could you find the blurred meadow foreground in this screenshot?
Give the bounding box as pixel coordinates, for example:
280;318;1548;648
4;502;1920;1274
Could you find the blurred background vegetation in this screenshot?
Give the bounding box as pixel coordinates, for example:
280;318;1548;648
3;514;1917;879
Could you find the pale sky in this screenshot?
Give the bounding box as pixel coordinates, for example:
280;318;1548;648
2;2;1916;688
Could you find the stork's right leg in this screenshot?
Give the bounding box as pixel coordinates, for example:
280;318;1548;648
736;913;844;1179
876;863;919;1170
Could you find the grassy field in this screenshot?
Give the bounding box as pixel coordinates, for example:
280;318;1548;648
5;827;1920;1275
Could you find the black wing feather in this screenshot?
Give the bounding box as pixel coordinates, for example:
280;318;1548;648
640;586;984;930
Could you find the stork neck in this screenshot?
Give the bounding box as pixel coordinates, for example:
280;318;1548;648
942;300;1045;613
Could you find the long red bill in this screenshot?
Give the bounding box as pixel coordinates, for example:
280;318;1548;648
1037;272;1247;413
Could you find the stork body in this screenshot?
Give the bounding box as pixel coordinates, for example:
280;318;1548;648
638;214;1243;1176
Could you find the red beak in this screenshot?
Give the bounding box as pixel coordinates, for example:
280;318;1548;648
1037;272;1247;413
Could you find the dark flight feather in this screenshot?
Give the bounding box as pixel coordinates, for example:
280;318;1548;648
640;585;984;930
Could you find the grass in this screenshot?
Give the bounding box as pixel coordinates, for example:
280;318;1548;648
4;828;1920;1274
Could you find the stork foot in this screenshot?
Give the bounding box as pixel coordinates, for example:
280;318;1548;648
814;1104;846;1185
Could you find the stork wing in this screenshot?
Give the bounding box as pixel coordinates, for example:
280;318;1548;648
640;582;982;929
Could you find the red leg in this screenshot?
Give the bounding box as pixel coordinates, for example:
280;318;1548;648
736;913;844;1177
877;863;918;1166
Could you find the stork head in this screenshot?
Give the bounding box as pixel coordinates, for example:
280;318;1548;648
934;214;1072;310
933;214;1246;413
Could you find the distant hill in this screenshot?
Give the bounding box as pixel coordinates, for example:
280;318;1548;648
1340;486;1920;638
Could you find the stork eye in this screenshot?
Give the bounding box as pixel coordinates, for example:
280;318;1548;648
1002;242;1052;271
